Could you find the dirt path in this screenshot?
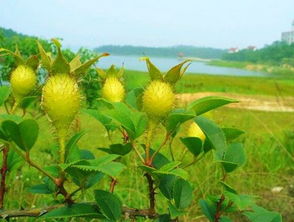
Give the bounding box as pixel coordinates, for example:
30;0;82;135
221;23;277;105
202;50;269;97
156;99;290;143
176;92;294;112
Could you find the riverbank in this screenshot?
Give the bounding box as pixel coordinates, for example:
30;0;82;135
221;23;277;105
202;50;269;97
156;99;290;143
208;60;294;77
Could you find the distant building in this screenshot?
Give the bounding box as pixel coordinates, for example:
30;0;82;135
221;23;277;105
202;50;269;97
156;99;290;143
247;46;257;51
281;20;294;44
228;47;239;53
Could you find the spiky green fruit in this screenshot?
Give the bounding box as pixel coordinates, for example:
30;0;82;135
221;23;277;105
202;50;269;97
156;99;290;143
42;74;80;139
187;122;206;142
10;65;36;102
101;77;125;102
143;80;175;118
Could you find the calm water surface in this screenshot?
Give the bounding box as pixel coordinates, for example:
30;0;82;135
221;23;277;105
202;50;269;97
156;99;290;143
97;55;267;77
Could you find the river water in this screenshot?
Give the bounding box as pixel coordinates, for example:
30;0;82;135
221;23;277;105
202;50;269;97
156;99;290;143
97;55;267;77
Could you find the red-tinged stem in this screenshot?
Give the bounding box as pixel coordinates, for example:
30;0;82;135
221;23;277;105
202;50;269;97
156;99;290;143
109;177;117;193
0;146;9;209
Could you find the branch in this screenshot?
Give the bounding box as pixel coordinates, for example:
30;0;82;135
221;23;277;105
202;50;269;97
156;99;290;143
144;173;156;216
150;132;170;164
0;204;160;219
214;194;225;222
0;146;9;209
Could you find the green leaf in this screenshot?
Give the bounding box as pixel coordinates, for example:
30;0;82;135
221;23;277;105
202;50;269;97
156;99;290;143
195;117;227;160
188;96;238;115
26;55;39;70
220;216;233;222
133;112;148;139
164;60;190;84
37;41;52;71
83;108;117;132
168;202;185;219
0;48;24;65
66;166;103;189
7;149;23;170
159;161;181;172
140;57;163;80
94;190;122;221
165;109;195;134
51;39;70;74
151;150;170;169
72;155;126;177
99;143;132;156
224;192;255;211
28;184;54;194
19;96;38;109
158;174;176;200
2;119;39;151
65;131;85;163
154;161;188;179
69;55;82;73
243;205;282;222
18;119;39;151
173;178;193;209
42;203;105;219
71;54;108;76
180;137;203;156
0;114;23;123
125;88;144;110
222;128;245;141
219;181;237;194
199;199;216;222
0;86;10;106
107;102;136;136
222;143;246;173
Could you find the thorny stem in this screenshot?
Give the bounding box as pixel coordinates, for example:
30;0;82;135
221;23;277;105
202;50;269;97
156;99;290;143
214;194;225;222
0;203;160;219
144;173;156;216
0;145;9;209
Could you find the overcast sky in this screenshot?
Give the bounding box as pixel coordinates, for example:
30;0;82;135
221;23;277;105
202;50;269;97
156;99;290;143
0;0;293;49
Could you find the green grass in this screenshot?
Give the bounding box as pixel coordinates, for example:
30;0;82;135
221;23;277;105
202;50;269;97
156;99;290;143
1;72;294;221
125;69;294;96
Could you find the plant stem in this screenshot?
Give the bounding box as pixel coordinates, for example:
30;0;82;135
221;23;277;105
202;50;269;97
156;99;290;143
131;143;145;163
168;137;175;161
11;101;18;114
24;152;73;204
144;173;156;216
59;137;65;164
214;194;225;222
0;203;160;219
145;120;156;165
109;177;117;193
150;132;170;164
0;146;9;209
24;152;56;182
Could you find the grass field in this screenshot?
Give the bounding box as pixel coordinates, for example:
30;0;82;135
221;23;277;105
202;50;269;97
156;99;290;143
1;71;294;221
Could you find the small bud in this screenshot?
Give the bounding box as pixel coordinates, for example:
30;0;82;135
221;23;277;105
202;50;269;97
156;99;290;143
101;77;125;102
10;65;36;102
142;80;175;118
187;122;206;142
